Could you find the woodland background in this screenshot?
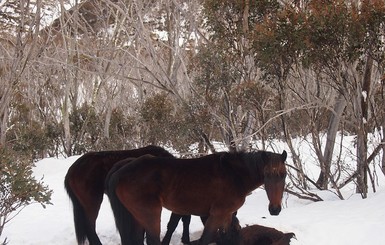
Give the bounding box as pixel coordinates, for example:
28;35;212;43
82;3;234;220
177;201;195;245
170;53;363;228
1;0;385;207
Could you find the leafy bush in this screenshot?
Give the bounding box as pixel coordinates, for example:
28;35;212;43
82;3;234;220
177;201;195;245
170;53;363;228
0;147;52;242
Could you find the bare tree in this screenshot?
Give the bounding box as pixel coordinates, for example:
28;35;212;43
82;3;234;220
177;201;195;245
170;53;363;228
0;0;45;145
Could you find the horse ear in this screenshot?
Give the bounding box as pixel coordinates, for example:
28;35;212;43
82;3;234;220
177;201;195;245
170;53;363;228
281;150;287;161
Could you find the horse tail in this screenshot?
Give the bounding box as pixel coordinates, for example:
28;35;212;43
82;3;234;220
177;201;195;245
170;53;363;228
64;172;89;245
106;167;141;245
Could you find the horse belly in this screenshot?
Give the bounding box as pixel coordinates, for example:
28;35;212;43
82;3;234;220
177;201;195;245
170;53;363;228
161;195;211;217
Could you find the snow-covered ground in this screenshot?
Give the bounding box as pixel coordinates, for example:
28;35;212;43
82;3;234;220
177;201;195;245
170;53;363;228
3;134;385;244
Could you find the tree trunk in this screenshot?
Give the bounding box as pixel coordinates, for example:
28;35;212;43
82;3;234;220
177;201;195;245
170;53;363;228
240;112;255;151
0;87;12;145
104;102;112;140
103;83;113;140
62;80;72;156
278;79;307;189
380;77;385;176
316;94;347;189
382;125;385;176
356;120;368;198
355;54;373;198
0;103;9;145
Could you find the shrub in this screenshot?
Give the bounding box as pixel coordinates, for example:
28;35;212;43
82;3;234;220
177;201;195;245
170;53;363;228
0;146;52;242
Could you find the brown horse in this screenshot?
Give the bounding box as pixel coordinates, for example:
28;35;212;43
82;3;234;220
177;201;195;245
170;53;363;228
239;224;295;245
216;214;295;245
64;145;177;245
106;150;287;245
105;156;195;245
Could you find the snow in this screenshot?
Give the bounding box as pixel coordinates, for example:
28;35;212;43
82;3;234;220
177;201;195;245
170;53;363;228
2;136;385;245
362;91;367;102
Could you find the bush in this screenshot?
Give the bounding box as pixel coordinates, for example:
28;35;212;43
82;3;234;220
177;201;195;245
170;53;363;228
0;146;52;242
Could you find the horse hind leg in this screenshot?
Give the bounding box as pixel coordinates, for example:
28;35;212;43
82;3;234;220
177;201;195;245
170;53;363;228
66;178;103;245
127;218;145;245
127;202;162;245
80;191;104;245
70;200;101;245
106;186;145;245
111;163;162;245
131;215;161;245
138;210;162;245
72;205;102;245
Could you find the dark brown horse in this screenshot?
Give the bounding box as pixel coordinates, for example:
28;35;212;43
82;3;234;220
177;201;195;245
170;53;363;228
64;145;177;245
106;150;287;245
239;224;295;245
216;214;295;245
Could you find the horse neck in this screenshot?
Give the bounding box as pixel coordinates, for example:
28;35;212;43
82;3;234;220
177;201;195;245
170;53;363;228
250;160;265;191
235;152;266;193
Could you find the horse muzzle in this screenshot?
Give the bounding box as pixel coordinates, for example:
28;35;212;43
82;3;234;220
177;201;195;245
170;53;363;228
268;205;281;216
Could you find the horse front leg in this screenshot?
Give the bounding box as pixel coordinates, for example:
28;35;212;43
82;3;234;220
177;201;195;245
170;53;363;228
162;214;192;245
161;213;182;245
191;214;233;245
181;215;192;244
215;213;241;245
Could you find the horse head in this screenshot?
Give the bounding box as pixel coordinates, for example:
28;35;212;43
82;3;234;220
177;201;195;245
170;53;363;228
262;150;287;216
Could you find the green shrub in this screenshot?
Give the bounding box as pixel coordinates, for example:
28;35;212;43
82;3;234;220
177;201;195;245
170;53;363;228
0;147;52;241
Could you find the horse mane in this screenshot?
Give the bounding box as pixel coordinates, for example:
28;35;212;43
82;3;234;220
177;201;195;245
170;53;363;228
216;151;267;192
218;150;286;181
219;151;266;171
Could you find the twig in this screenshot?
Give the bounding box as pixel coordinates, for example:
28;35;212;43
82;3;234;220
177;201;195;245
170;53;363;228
286;163;323;190
285;188;323;202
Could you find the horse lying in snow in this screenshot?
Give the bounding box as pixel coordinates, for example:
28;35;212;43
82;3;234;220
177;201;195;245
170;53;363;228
216;214;296;245
239;224;296;245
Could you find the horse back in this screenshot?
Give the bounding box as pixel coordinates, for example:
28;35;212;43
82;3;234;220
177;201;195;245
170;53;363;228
65;145;173;182
64;145;174;215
